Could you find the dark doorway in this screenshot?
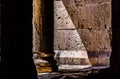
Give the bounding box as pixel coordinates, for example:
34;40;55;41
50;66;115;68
2;0;38;79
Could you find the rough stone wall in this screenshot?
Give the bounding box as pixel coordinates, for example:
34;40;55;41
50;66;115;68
33;0;112;66
62;0;112;65
33;0;91;70
54;1;86;51
62;0;111;51
54;0;91;68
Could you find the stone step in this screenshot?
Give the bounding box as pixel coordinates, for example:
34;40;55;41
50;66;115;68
54;50;91;67
33;50;110;68
58;65;92;71
33;50;91;72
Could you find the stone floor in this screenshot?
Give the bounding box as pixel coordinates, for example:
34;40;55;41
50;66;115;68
33;52;109;79
37;66;109;79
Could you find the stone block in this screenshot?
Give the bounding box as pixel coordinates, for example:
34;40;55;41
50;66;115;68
54;50;90;65
54;50;91;70
78;28;111;51
58;65;91;71
78;2;111;29
89;57;109;66
54;1;76;29
62;0;111;29
98;57;110;65
54;29;86;51
89;58;99;65
88;51;110;66
62;0;79;28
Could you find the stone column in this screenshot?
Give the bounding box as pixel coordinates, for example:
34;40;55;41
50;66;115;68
33;0;58;73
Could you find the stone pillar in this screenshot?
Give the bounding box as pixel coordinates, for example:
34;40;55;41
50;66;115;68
54;0;91;71
33;0;58;73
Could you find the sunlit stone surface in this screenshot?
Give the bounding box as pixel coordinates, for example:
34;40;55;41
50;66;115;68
54;1;76;29
33;0;111;73
54;0;91;70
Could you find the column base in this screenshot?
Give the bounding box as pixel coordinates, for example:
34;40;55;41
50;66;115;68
36;52;58;73
37;67;52;73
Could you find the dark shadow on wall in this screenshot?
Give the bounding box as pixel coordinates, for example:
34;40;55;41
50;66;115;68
2;0;38;79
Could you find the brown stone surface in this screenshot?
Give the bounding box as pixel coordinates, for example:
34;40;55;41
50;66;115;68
78;2;111;29
98;57;109;65
33;0;112;67
87;51;110;65
62;0;111;29
62;0;112;54
54;30;86;51
78;29;111;51
54;50;91;66
62;0;79;28
89;57;110;66
89;58;99;65
32;23;40;53
54;1;76;29
33;0;111;51
33;0;58;73
59;58;90;65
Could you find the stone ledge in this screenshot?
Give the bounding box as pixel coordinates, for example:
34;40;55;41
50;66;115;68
58;65;92;71
37;66;109;79
33;50;110;67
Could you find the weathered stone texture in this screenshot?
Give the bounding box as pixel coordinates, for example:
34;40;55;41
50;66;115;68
54;50;91;66
32;23;40;53
63;0;111;51
54;30;86;51
62;0;111;66
78;2;111;29
78;29;111;51
33;0;112;66
33;0;111;52
54;1;76;29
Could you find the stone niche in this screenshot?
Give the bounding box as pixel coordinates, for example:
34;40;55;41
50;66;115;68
33;0;112;71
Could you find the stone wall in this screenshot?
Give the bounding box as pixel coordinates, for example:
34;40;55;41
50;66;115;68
54;0;91;69
61;0;112;66
33;0;112;67
33;0;91;71
63;0;111;51
54;1;86;51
